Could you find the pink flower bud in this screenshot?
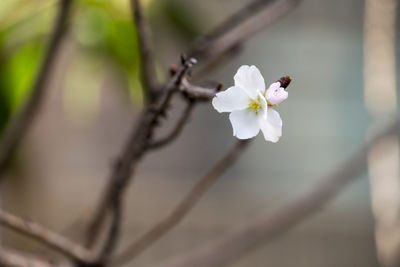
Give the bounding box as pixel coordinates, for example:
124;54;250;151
265;82;288;105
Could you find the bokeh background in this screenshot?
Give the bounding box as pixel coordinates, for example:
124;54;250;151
0;0;399;266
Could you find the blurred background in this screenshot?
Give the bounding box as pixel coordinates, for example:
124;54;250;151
0;0;399;266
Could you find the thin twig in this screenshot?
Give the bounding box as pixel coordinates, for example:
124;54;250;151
148;100;196;150
179;79;216;101
191;0;301;79
155;117;400;267
188;0;300;62
0;248;55;267
0;0;72;176
85;58;197;252
96;193;123;265
131;0;159;102
188;0;275;58
0;209;97;264
147;80;218;150
113;140;250;266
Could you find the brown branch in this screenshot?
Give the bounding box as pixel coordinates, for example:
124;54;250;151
0;248;55;267
113;140;250;266
0;0;72;176
179;79;216;101
96;194;122;265
94;72;216;258
188;0;301;62
84;58;197;253
131;0;159;102
190;0;301;79
189;0;274;58
0;209;97;264
155;118;400;267
147;79;218;150
148;100;196;150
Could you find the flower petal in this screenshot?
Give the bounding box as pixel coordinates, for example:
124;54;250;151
229;109;260;139
259;108;282;143
258;91;269;119
265;82;288;105
212;86;250;113
234;65;265;99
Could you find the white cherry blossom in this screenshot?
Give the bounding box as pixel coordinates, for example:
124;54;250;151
212;65;289;143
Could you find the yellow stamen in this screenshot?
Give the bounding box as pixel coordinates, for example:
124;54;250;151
248;97;261;114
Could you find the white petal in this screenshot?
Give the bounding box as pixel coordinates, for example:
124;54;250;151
229;109;260;139
234;65;265;99
259;108;282;143
258;91;269;119
212;86;250;113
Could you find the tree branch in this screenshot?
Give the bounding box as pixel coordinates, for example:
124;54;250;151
113;140;250;266
189;0;301;79
147;79;219;150
96;196;123;265
84;57;197;252
189;0;274;58
188;0;301;62
0;209;97;264
179;79;216;101
148;99;196;150
0;0;72;176
131;0;159;102
0;248;55;267
155;117;400;267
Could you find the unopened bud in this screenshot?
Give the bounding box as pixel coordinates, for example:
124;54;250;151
277;76;291;89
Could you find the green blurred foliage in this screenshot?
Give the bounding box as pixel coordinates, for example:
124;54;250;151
1;40;43;111
0;0;206;130
72;0;144;105
0;1;50;132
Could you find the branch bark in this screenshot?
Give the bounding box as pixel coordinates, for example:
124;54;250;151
188;0;300;63
113;140;250;266
0;248;55;267
0;209;97;264
155;117;400;267
85;58;197;252
0;0;72;176
179;79;216;101
94;197;122;265
148;99;196;150
131;0;159;102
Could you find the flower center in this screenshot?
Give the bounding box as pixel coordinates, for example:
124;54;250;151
248;97;262;114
